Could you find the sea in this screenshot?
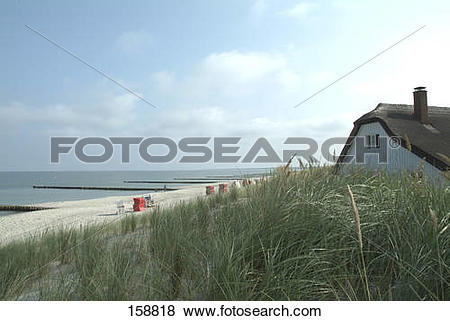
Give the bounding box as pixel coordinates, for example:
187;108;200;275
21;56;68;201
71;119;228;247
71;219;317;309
0;168;272;216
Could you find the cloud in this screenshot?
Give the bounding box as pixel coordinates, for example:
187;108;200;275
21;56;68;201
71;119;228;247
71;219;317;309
147;51;302;108
348;26;450;106
178;50;303;103
115;31;153;54
0;93;140;135
140;49;360;141
143;50;357;139
0;48;348;141
140;104;351;141
280;2;317;19
0;46;356;170
201;51;286;82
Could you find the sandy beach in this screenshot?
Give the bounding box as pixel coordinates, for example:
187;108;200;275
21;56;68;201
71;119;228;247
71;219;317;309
0;182;227;245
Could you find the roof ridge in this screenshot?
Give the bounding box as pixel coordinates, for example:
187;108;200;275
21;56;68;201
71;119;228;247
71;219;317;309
378;103;450;110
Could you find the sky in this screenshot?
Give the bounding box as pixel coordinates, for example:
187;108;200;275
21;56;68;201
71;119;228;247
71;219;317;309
1;0;450;171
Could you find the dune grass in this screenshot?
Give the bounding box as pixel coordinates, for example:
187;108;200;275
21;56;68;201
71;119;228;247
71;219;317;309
0;166;448;300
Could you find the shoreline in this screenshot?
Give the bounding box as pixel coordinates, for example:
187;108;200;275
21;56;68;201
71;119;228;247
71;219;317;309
0;181;232;245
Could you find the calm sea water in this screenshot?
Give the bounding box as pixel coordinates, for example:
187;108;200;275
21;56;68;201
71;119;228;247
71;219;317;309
0;169;271;216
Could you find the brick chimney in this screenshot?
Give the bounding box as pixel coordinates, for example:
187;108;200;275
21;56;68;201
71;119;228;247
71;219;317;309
413;86;430;124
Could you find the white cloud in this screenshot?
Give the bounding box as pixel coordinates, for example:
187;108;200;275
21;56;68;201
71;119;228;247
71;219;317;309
0;93;139;135
276;70;303;93
200;51;286;82
280;2;317;19
115;31;153;54
0;47;351;142
140;104;351;140
348;26;450;107
142;50;359;139
0;43;358;170
177;50;303;103
0;47;352;169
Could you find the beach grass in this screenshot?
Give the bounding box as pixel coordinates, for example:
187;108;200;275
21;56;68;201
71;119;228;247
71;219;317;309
0;166;448;300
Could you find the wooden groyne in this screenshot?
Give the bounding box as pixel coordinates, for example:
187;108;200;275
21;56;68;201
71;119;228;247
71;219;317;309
173;175;262;180
206;175;263;179
0;204;54;212
124;180;220;184
173;177;235;181
33;185;178;191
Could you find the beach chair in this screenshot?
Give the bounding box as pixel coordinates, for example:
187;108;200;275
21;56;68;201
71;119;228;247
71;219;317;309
116;201;126;215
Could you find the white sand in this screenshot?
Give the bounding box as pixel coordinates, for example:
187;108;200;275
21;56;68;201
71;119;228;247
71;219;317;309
0;182;231;245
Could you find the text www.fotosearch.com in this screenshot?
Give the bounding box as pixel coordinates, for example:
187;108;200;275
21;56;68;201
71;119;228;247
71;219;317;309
184;304;321;317
128;304;321;318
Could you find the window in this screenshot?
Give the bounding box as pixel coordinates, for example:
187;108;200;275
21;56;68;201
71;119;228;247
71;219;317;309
365;134;380;148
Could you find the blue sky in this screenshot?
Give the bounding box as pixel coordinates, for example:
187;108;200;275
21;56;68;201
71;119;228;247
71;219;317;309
1;0;450;170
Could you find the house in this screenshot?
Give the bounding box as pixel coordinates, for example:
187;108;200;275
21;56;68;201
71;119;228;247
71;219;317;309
335;87;450;183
